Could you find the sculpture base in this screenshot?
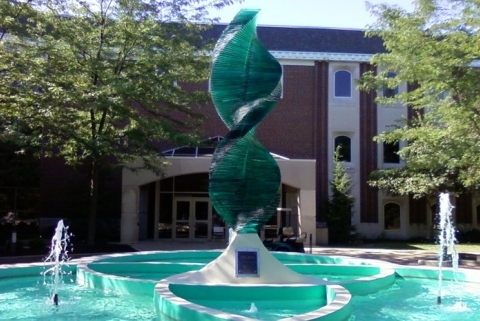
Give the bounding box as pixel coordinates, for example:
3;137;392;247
175;232;320;285
153;235;350;321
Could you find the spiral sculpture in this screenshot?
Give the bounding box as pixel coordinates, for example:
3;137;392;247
209;9;282;234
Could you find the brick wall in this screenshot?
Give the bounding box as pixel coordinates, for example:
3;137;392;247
359;62;378;223
258;65;316;159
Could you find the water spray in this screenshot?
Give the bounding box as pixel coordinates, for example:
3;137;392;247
43;220;70;306
436;193;457;305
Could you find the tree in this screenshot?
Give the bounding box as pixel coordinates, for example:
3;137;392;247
359;0;480;198
0;0;240;245
0;142;40;216
327;148;355;244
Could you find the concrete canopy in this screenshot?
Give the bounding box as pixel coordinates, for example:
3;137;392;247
121;156;316;245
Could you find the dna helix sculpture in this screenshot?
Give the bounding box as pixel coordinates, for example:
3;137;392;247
209;9;282;234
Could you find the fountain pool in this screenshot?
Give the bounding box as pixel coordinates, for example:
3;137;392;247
1;249;479;321
0;274;157;321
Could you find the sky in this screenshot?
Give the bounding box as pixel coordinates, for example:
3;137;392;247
212;0;415;29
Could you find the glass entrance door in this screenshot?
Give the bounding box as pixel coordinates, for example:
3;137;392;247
173;198;211;239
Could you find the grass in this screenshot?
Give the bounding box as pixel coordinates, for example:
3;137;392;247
343;242;480;253
409;243;480;252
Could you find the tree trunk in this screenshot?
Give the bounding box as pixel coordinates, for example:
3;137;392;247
87;160;99;246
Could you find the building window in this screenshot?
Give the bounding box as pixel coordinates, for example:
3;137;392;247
384;202;401;230
334;70;351;97
383;142;400;163
334;135;351;162
383;72;398;98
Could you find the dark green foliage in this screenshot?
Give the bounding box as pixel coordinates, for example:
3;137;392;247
327;149;355;244
208;9;282;233
0;142;40;219
0;0;240;245
456;229;480;244
360;0;480;198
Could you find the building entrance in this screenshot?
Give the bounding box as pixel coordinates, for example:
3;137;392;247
173;197;212;240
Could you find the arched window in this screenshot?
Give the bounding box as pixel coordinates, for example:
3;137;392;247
383;142;400;164
383;72;398;98
334;135;351;162
334;70;351;97
384;203;400;230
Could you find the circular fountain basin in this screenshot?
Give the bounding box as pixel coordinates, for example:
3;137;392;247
77;251;396;295
0;273;156;320
155;281;350;321
1;251;480;321
75;250;394;320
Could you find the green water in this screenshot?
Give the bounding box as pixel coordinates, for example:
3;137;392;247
0;276;156;321
108;272;173;280
1;274;479;320
189;298;326;320
349;278;480;321
111;272;356;282
307;273;363;281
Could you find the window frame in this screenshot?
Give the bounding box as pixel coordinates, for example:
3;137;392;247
334;69;352;98
334;135;352;163
384;202;401;230
383;141;400;164
382;72;399;98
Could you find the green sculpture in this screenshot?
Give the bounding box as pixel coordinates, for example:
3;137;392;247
209;9;282;233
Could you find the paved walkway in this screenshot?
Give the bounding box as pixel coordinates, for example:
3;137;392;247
1;240;479;269
131;240;480;270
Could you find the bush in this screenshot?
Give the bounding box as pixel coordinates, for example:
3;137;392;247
327;149;356;244
27;238;47;250
456;229;480;243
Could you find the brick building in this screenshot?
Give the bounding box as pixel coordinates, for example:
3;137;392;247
115;24;478;244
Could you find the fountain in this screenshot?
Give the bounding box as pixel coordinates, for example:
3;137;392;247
150;9;344;319
436;193;459;305
43;219;71;305
1;10;480;321
248;302;258;313
1;250;479;320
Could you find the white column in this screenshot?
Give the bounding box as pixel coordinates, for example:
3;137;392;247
298;189;316;245
121;186;139;244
